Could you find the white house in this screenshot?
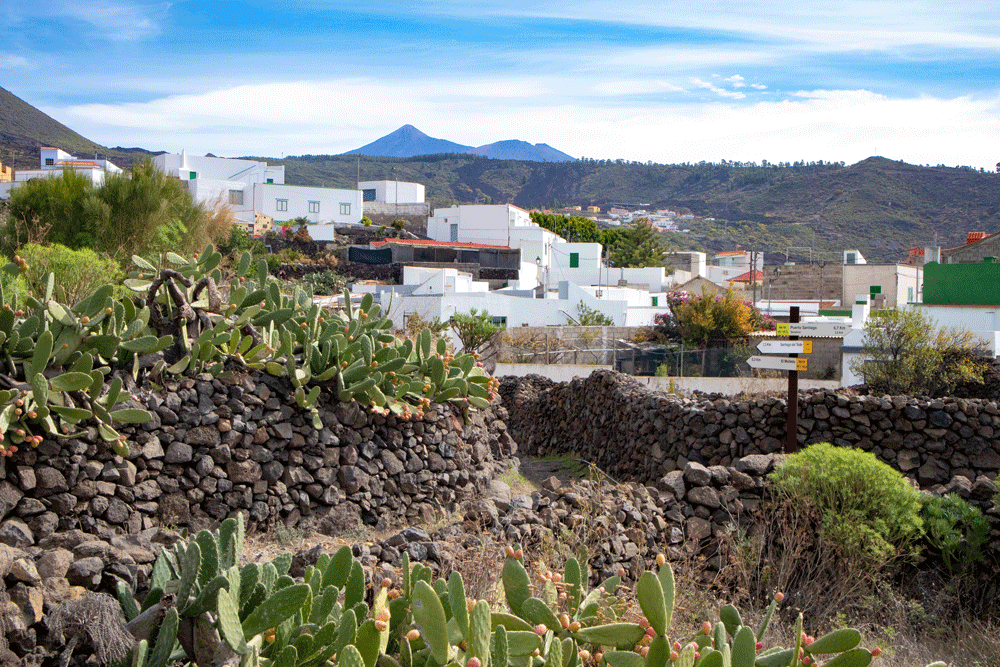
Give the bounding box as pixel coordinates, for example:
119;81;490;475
0;147;123;199
707;250;764;284
426;204;675;293
352;265;669;337
358;181;425;204
153;152;363;230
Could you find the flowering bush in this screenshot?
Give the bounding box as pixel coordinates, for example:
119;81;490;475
654;288;775;348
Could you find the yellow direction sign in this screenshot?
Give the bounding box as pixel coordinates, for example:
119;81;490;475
747;356;809;372
757;340;813;354
775;322;851;337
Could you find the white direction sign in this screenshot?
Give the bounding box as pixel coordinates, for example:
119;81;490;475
775;322;852;337
747;356;809;372
757;340;813;354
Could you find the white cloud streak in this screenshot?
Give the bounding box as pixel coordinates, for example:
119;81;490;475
44;78;1000;170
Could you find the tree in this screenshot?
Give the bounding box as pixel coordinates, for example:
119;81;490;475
654;288;771;348
849;308;985;396
530;212;601;243
604;218;669;267
576;301;614;326
1;159;229;260
450;308;503;353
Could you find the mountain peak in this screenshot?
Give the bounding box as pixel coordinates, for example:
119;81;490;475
345;125;575;162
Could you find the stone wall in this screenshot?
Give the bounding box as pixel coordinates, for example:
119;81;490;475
501;370;1000;503
0;371;516;547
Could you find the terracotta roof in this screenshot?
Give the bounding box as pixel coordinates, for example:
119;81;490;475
967;231;987;244
371;238;511;250
55;160;101;167
730;270;763;282
714;250;747;257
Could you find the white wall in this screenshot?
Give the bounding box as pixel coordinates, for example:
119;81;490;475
153;153;284;185
843;263;920;307
251;184;362;224
358;181;425;204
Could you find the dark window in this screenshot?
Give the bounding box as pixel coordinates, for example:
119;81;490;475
45;158;54;166
363;188;377;201
570;252;579;268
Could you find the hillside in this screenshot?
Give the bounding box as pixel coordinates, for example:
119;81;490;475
257;153;1000;263
0;86;154;171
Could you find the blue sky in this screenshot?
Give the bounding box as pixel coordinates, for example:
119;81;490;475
2;1;998;168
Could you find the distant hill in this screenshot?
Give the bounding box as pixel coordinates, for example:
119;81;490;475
266;153;1000;263
344;125;576;162
470;140;575;162
0;85;153;171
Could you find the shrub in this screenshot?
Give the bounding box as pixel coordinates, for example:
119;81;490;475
770;443;924;567
576;301;614;326
301;269;345;296
18;243;123;305
920;494;990;575
850;307;985;396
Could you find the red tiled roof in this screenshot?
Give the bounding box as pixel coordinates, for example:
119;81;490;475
731;270;763;282
715;250;747;257
371;238;510;250
55;160;101;167
967;231;987;244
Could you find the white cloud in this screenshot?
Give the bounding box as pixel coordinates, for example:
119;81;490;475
589;80;686;95
724;75;745;87
691;78;747;100
43;77;1000;171
750;83;767;90
0;54;33;69
57;1;168;41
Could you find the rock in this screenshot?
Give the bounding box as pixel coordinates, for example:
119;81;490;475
165;442;194;463
0;518;34;548
685;517;712;542
0;480;24;519
67;557;104;587
159;492;192;526
36;548;74;580
683;462;711;487
486;479;512;511
227;460;262;484
8;582;44;625
735;454;778;476
34;466;69;494
917;458;950;485
897;450;921;471
187;426;222;447
686;486;721;509
338;467;367;494
658;471;685;500
10;557;41;585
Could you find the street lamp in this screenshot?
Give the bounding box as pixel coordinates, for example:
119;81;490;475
535;256;543;298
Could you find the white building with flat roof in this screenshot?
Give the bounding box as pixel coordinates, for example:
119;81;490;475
358;180;425;204
0;147;123;199
153;151;362;230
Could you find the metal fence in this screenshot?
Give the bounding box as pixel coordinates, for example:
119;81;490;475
500;329;758;377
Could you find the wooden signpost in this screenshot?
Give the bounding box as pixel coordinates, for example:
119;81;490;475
753;310;851;452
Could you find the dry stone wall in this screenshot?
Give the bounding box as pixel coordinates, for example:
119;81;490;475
0;370;516;549
501;370;1000;503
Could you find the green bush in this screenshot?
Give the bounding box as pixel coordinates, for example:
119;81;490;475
301;269;345;296
920;494;990;575
18;243;123;305
771;443;924;567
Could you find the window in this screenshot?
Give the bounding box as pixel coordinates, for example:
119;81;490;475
229;190;244;205
189;171;197;180
266;178;273;184
340;203;351;215
45;158;54;166
450;224;458;242
846;252;857;265
308;201;320;213
908;287;914;302
651;297;658;307
363;189;377;201
491;316;507;327
276;199;288;212
569;252;579;268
